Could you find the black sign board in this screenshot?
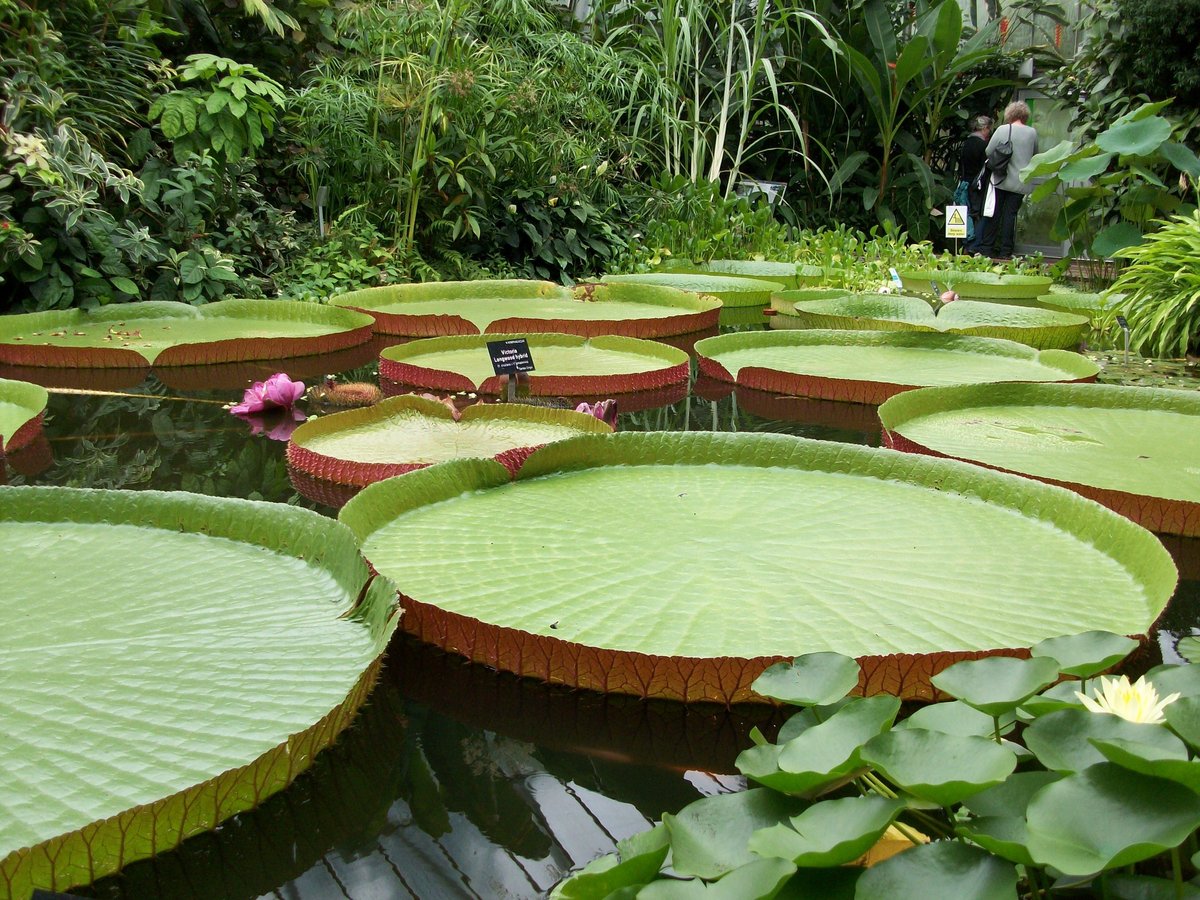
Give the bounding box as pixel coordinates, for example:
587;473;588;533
1116;315;1129;329
487;338;535;375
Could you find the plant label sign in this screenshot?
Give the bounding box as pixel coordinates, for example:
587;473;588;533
1116;315;1129;330
945;205;969;239
487;338;536;375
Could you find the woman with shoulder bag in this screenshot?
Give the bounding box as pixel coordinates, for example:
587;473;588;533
978;100;1039;260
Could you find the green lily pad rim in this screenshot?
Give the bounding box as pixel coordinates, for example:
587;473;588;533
377;332;689;395
0;485;400;898
897;269;1054;298
601;272;786;306
339;432;1176;702
879;382;1200;535
0;377;49;450
286;393;612;486
0;299;376;368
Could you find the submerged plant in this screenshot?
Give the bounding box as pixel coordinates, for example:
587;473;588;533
552;631;1200;898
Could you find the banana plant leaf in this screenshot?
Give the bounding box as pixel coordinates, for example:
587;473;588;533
330;280;720;338
338;432;1174;704
896;270;1053;302
880;382;1200;535
0;300;375;367
0;486;400;899
0;378;48;452
772;294;1089;351
377;333;689;395
287;393;612;487
696;330;1099;405
601;273;783;308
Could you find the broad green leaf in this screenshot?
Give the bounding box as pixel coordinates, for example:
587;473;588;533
751;652;860;705
637;858;797;899
855;840;1018;899
343;433;1176;704
892;36;929;91
961;771;1062;818
931;656;1060;716
1031;631;1138;678
1024;709;1182;773
1166;696;1200;748
1092;222;1146;259
332;279;720;337
1093;737;1200;792
1096;116;1173;157
957;816;1035;866
1023;139;1079;178
1146;663;1200;700
860;729;1017;806
878;381;1200;527
768;866;859;898
1160;141;1200;179
0;487;400;897
1104;874;1200;900
664;789;804;880
0;300;373;365
602;273;783;309
900;701;1015;738
1058;152;1114;182
748;795;903;866
1026;763;1200;875
550;823;669;899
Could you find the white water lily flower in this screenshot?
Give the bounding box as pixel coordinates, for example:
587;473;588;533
1075;674;1180;724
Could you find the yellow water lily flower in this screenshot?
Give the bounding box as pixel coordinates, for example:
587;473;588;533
1075;674;1181;724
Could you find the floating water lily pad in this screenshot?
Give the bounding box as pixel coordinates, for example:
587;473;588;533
769;288;853;322
330;280;719;338
339;432;1174;704
696;330;1098;406
0;300;374;369
0;378;48;453
601;272;782;308
1037;286;1120;319
377;333;689;395
897;269;1053;302
659;259;825;289
0;487;400;898
880;382;1200;536
287;394;611;487
771;294;1089;351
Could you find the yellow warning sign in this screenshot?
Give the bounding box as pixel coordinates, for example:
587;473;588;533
945;204;968;239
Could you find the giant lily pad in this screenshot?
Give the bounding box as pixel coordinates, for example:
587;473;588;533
0;378;48;453
377;333;689;395
0;486;400;899
879;383;1200;536
0;300;374;368
696;331;1098;406
659;259;825;290
330;280;720;338
338;432;1175;703
1037;286;1121;319
768;289;852;322
601;273;783;308
287;394;611;486
897;269;1053;302
771;294;1089;350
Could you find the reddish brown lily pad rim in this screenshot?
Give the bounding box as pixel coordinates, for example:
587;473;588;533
0;301;375;369
340;435;1176;704
330;280;721;338
286;394;611;487
377;333;689;396
0;378;49;454
695;330;1099;406
879;382;1200;537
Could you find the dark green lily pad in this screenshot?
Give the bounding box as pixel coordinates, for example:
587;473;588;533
773;293;1088;350
751;653;861;706
930;656;1062;717
880;382;1200;536
663;788;804;879
550;823;670;899
0;486;400;898
697;330;1099;405
377;332;689;394
748;795;904;866
0;300;374;367
602;272;783;308
855;839;1018;900
339;433;1174;703
0;378;48;452
1031;631;1138;679
1023;708;1183;773
331;279;720;338
897;269;1053;302
859;728;1018;806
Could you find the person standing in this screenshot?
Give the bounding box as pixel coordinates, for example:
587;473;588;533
958;114;992;254
978;100;1038;260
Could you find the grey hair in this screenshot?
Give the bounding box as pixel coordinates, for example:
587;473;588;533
1004;100;1031;124
970;114;993;132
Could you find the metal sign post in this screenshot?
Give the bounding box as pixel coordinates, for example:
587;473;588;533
1116;315;1131;365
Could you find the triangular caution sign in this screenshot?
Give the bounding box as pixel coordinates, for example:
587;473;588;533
948;208;965;226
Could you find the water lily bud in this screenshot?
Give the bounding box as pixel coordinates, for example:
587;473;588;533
940;290;959;305
507;203;517;214
596;160;609;176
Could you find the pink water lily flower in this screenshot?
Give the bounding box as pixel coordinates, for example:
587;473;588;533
231;373;306;415
576;398;618;430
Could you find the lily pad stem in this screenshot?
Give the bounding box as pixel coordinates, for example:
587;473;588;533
1172;845;1184;900
992;715;1002;744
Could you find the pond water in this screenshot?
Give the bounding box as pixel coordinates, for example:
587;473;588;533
5;340;1199;900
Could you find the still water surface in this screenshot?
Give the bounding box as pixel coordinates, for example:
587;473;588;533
4;347;1198;900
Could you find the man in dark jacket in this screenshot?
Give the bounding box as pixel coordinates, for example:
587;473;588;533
959;114;992;254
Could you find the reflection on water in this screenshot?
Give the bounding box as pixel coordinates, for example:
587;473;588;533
8;350;1195;900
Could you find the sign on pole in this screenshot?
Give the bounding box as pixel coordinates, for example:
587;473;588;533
945;205;968;240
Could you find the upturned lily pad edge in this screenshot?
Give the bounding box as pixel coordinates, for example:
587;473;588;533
0;486;401;900
0;379;49;452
